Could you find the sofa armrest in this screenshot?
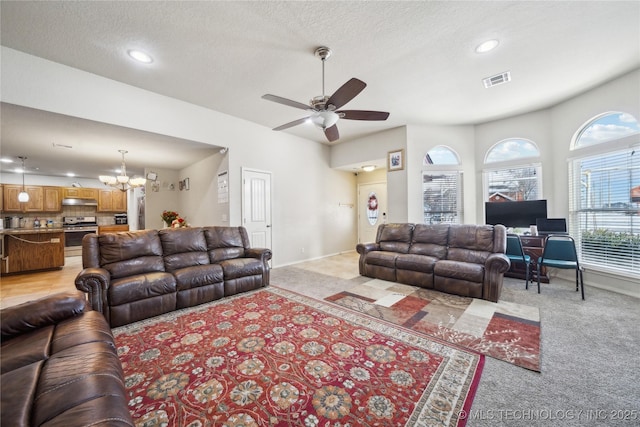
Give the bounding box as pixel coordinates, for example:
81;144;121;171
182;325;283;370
245;248;273;263
1;291;87;341
356;242;379;255
75;267;111;321
483;253;511;302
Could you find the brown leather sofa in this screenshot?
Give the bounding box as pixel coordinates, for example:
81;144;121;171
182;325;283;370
75;226;272;327
0;291;133;426
356;223;510;302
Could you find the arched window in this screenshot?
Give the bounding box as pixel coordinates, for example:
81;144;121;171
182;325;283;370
424;145;460;165
483;139;542;204
423;146;463;224
573;112;639;149
569;112;640;277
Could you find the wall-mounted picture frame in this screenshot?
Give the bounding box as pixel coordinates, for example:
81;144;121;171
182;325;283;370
388;149;405;171
184;178;190;190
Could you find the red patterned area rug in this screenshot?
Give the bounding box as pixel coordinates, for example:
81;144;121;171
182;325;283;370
113;287;483;427
325;280;541;372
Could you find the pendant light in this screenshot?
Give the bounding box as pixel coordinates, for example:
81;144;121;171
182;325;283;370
17;156;29;203
99;150;146;192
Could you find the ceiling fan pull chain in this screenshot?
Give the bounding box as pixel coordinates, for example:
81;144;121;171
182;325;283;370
321;57;326;98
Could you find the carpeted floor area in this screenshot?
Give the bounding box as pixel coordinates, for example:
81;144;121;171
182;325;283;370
272;253;640;427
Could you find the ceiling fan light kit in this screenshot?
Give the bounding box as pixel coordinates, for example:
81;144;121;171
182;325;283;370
262;46;389;142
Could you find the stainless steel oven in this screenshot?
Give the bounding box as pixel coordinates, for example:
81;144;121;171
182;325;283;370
63;216;98;257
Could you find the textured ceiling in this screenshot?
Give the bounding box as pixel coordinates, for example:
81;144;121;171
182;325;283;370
1;1;639;178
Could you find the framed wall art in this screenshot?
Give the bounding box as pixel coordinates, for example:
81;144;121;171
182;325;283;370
388;149;405;171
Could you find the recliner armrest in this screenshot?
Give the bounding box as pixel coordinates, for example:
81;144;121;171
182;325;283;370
485;253;511;273
245;248;273;263
75;267;111;320
1;291;87;341
356;242;380;255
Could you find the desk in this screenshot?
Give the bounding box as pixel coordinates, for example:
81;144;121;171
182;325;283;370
506;235;549;283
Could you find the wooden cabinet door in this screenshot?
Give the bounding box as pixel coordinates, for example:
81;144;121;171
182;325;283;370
24;186;44;212
112;190;127;212
3;185;23;212
63;187;98;199
43;187;62;212
97;189;114;212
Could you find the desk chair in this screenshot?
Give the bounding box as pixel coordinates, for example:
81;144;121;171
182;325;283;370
537;235;585;300
506;234;532;287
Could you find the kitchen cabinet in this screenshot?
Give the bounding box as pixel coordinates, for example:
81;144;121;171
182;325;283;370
2;185;61;213
63;187;98;199
97;189;127;212
0;185;3;212
2;185;44;212
1;230;65;274
43;187;62;212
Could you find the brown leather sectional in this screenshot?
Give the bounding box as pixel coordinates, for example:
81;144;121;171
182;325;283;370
75;226;272;327
0;291;134;426
357;223;510;302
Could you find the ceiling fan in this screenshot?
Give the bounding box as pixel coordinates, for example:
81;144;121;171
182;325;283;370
262;46;390;142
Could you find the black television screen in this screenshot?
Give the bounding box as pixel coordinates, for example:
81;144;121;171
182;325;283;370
485;200;548;228
536;218;567;235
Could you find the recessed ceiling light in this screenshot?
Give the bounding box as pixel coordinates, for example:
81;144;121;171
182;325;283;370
0;158;13;163
475;39;499;54
361;165;376;172
66;172;75;177
127;49;153;64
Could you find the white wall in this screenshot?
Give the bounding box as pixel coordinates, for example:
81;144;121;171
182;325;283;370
1;47;357;267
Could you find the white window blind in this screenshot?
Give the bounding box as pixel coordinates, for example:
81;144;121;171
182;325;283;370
423;172;463;224
484;165;542;201
569;148;640;276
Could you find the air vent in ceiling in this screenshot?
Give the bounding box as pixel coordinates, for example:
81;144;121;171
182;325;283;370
483;71;511;88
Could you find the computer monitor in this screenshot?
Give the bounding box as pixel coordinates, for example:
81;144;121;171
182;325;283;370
536;218;567;236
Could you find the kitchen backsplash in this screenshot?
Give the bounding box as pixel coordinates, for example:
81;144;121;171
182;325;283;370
5;206;118;228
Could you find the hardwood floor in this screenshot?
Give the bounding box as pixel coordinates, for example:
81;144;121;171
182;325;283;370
0;256;81;309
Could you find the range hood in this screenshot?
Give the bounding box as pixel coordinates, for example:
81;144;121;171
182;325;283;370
62;198;98;207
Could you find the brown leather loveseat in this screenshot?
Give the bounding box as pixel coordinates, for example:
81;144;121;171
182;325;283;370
0;291;133;426
356;223;510;302
75;226;272;327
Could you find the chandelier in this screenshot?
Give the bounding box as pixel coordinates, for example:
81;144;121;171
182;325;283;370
99;150;146;191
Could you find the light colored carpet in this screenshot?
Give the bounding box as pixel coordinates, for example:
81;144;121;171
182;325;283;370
272;253;640;427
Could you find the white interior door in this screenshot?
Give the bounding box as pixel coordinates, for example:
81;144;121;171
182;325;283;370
358;182;387;244
242;168;272;249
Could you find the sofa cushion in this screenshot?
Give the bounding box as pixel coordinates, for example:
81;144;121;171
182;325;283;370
205;227;248;262
51;311;116;354
220;258;264;280
1;361;42;426
33;341;126;427
365;251;399;268
160;228;211;271
1;326;53;373
396;254;438;273
410;224;449;258
109;272;176;305
377;223;413;254
434;260;485;283
174;264;224;291
99;230;165;279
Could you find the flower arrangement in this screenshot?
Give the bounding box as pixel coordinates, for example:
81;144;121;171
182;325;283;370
161;210;179;227
171;217;188;228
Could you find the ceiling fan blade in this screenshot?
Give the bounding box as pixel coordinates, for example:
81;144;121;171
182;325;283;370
272;117;310;131
338;110;390;121
324;124;340;142
326;78;367;110
262;94;311;111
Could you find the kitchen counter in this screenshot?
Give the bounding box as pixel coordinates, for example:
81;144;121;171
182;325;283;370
1;228;65;235
1;229;65;275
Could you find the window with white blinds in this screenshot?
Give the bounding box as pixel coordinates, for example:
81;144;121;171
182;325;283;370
484;165;542;202
423;172;463;224
569;148;640;276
